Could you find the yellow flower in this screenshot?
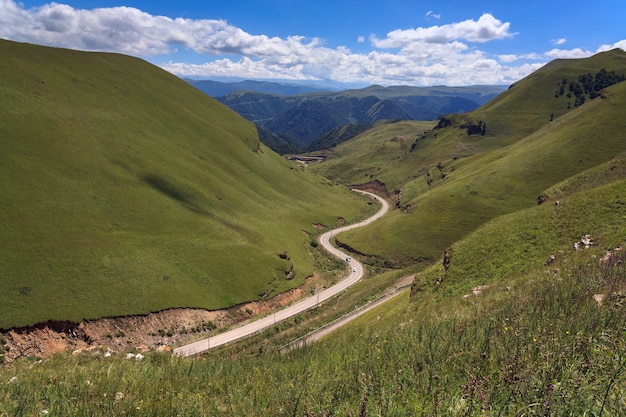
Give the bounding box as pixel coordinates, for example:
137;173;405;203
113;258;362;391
504;326;509;332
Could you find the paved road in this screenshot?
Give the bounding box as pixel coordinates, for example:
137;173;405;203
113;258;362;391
174;190;388;356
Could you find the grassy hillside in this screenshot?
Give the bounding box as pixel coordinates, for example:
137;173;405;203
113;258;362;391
0;40;369;329
313;49;626;192
476;48;626;140
2;44;626;417
314;49;626;265
309;120;438;187
2;162;624;416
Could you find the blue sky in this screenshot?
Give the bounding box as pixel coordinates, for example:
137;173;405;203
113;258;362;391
2;0;625;86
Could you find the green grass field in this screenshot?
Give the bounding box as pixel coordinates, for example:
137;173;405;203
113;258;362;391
309;120;437;187
0;40;370;328
317;50;626;267
2;38;626;416
2;166;624;416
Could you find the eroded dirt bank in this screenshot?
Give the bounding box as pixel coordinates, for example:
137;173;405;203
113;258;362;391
1;275;323;362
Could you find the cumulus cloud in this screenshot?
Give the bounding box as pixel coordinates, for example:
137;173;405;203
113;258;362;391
546;40;626;60
498;54;519;63
0;1;196;55
545;47;594;59
498;52;542;63
372;13;514;48
0;1;539;86
597;39;626;52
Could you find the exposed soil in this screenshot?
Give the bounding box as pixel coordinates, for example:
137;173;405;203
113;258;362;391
1;274;326;362
351;179;389;198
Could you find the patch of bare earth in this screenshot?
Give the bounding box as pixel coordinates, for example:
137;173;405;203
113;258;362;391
1;274;324;362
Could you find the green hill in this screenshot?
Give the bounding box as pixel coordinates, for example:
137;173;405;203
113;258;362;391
2;44;626;417
309;119;438;187
0;40;368;329
3;145;625;416
311;49;626;266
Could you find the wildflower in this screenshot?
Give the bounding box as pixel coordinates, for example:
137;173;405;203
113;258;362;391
504;326;509;332
41;411;49;415
115;392;124;401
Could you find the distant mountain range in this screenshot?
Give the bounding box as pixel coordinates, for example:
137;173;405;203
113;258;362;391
185;79;331;97
186;79;506;153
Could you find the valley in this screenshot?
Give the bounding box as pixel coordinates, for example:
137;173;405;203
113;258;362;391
1;39;626;416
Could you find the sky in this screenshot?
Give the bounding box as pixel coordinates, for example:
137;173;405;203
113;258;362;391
1;0;625;87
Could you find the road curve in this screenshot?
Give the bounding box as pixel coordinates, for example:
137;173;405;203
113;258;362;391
174;190;388;356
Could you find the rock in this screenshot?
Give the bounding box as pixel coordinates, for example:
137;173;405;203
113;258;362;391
574;234;593;250
593;294;605;306
472;285;489;296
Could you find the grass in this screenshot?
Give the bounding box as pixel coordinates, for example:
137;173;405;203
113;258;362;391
1;178;625;416
0;39;370;328
309;49;626;268
2;42;626;416
335;77;626;266
309;120;437;188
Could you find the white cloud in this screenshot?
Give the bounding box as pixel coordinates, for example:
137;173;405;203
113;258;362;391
553;38;567;45
372;13;514;48
597;39;626;52
546;40;626;60
545;47;594;59
498;54;519;63
426;10;441;19
0;1;551;86
498;52;542;63
163;57;313;80
0;1;210;55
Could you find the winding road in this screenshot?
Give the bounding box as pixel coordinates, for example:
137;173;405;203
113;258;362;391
174;190;388;356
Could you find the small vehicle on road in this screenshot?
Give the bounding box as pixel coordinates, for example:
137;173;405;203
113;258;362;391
346;256;351;262
352;267;357;272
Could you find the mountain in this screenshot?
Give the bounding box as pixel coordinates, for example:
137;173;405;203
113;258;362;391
311;49;626;266
3;47;626;416
185;79;330;97
0;39;367;329
307;120;389;151
217;85;505;151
